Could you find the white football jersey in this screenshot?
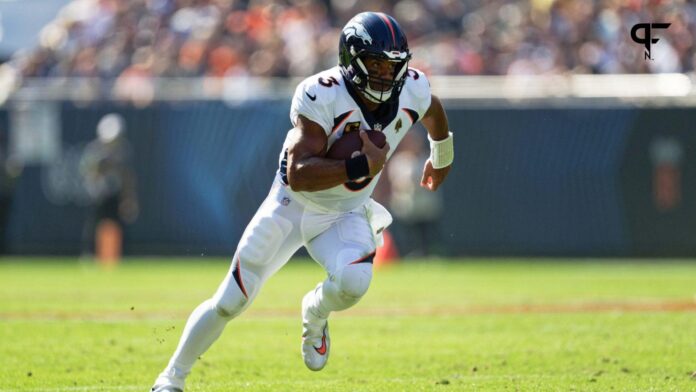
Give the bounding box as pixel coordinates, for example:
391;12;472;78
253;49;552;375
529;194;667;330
277;66;432;212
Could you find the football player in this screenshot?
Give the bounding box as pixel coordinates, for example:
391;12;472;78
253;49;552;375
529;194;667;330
152;11;453;391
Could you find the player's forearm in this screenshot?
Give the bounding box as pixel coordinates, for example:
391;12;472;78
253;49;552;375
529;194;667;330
422;95;449;140
287;157;350;192
421;95;454;170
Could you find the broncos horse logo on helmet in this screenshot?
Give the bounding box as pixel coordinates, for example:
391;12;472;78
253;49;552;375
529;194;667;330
339;12;412;104
344;21;373;45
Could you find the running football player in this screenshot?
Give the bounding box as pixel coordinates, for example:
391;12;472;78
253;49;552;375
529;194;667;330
152;11;453;391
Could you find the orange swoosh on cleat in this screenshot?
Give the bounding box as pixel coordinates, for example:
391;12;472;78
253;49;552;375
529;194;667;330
314;328;327;355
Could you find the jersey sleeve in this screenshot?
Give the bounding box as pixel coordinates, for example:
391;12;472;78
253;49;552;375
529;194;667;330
406;68;432;120
289;77;335;135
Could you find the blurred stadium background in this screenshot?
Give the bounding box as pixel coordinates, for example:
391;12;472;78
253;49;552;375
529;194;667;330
0;0;695;258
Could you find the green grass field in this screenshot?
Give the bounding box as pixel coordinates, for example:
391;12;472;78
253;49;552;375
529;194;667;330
1;258;695;391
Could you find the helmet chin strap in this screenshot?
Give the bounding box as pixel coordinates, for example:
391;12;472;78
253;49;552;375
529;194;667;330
362;86;392;103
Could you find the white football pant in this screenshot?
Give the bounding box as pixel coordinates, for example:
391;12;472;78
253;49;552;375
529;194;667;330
160;180;391;379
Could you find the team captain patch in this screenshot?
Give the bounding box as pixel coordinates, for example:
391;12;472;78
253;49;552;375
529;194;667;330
344;121;361;133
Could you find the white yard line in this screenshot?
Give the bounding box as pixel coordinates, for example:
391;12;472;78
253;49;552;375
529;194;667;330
1;300;695;322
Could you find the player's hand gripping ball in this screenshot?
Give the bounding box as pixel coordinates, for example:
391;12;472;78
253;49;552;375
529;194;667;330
325;130;386;160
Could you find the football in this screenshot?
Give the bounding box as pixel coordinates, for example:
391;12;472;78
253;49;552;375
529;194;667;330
325;130;387;160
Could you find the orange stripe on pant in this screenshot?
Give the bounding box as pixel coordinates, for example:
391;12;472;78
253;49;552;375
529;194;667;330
348;251;376;265
232;257;249;298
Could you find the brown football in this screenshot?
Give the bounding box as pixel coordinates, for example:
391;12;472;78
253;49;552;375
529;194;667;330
325;130;387;160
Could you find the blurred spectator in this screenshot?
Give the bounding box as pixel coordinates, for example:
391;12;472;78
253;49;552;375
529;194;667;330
386;131;443;257
11;0;696;79
79;113;138;263
0;136;22;254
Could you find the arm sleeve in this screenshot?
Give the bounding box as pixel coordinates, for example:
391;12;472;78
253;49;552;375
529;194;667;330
289;78;334;135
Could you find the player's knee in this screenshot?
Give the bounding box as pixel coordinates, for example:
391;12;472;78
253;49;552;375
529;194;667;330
336;257;373;299
212;266;260;318
213;293;247;318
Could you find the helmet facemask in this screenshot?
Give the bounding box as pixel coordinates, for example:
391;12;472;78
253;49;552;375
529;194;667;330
342;46;411;104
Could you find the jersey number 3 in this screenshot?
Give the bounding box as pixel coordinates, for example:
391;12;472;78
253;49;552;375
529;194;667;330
319;76;340;87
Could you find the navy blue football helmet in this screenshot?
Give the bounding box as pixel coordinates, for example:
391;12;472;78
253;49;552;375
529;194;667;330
339;12;411;104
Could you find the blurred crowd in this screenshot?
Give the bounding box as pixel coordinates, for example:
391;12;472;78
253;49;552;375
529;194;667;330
12;0;696;79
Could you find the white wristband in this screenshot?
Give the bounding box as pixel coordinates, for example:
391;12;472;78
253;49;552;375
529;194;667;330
428;132;454;169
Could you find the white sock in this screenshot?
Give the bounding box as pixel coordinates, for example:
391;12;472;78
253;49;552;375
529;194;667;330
164;299;229;377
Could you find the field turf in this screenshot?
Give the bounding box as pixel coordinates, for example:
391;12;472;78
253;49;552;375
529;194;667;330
1;258;695;391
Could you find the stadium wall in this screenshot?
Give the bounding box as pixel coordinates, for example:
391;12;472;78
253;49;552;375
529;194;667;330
4;100;696;257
